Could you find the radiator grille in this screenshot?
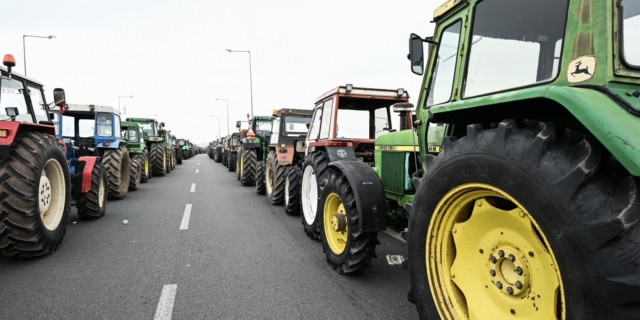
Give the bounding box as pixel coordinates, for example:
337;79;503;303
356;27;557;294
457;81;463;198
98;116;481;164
381;152;405;195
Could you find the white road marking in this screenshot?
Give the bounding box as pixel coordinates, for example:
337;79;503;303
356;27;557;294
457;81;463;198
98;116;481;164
198;163;200;165
383;230;406;243
154;284;177;320
196;169;199;173
180;204;192;230
190;183;196;192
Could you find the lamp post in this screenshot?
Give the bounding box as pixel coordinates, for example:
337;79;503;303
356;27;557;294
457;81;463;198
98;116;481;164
210;116;221;138
119;95;133;114
225;49;253;118
215;98;229;135
23;35;56;77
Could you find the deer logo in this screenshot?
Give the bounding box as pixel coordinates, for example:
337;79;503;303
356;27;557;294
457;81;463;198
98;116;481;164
571;60;592;77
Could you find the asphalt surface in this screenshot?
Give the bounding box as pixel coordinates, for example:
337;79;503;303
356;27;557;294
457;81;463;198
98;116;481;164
0;154;416;319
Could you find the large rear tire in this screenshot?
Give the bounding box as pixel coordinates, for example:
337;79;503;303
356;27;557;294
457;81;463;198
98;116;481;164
228;152;237;172
284;166;302;215
151;143;167;176
0;132;71;258
102;144;130;200
128;158;142;191
408;120;640;320
222;151;227;167
255;161;266;195
301;151;330;240
319;171;378;274
266;150;285;204
241;148;257;186
166;152;172;174
133;151;150;183
77;162;108;219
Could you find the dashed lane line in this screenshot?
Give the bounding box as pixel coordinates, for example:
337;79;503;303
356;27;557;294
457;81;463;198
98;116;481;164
190;183;196;192
154;284;177;320
196;169;199;173
180;204;192;230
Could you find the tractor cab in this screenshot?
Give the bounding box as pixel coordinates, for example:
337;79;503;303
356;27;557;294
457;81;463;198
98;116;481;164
269;108;313;166
305;85;409;166
120;121;144;154
51;103;125;159
125;117;163;146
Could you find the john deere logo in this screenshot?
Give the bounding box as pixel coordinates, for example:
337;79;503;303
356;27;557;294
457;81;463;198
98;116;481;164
337;149;347;158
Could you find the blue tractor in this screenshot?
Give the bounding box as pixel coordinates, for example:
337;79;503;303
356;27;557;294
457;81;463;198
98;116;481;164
51;91;133;206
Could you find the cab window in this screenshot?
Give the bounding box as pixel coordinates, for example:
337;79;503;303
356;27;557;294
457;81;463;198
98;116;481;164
307;104;322;142
96;113;113;137
0;78;33;122
27;86;48;123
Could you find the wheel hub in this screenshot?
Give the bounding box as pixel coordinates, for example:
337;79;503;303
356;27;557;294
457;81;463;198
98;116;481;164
488;246;530;296
331;213;347;232
39;173;52;214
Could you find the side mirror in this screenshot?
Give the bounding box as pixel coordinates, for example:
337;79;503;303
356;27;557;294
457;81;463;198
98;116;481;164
53;88;66;107
236;121;241;128
306;123;310;129
409;34;425;75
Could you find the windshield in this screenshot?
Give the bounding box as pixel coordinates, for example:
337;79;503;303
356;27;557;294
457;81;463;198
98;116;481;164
140;122;156;137
255;120;272;137
284;117;311;133
0;78;34;122
623;0;640;67
179;140;185;146
96;113;113;137
128;129;139;142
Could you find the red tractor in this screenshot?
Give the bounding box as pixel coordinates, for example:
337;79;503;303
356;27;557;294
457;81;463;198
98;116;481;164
0;54;102;258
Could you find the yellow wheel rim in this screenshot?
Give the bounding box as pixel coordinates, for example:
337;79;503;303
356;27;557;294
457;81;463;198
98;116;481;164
427;183;565;320
323;193;348;254
144;157;149;175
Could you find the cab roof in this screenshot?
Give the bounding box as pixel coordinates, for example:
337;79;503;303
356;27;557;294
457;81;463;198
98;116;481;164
121;121;140;128
65;104;119;115
434;0;467;19
276;108;314;117
127;117;158;122
315;85;410;104
0;65;44;86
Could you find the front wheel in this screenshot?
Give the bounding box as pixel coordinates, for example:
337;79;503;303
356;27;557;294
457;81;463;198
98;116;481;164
228;152;237;172
128;158;142;191
408;120;640;319
301;152;330;240
240;148;257;186
77;161;108;219
266;150;285;204
151;143;167;176
284;166;302;215
255;161;266;195
319;171;378;274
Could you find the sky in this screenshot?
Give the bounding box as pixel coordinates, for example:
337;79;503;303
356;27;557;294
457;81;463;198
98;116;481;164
1;0;438;144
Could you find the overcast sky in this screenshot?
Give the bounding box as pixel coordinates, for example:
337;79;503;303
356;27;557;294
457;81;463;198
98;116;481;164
2;0;437;144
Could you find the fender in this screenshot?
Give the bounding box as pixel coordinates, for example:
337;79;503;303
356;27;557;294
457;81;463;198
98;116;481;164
329;160;387;232
325;146;357;162
96;139;122;149
242;142;261;149
77;156;97;194
275;145;294;165
0;122;56;156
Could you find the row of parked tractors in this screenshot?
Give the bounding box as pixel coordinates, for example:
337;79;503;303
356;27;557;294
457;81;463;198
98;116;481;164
0;54;198;259
203;0;640;317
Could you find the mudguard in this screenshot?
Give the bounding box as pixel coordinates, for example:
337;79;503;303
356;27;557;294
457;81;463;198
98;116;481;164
329;160;387;232
242;142;261;149
77;156;97;194
96;139;122;149
325;146;357;162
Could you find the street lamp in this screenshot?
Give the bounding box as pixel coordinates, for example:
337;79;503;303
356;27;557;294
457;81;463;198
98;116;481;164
210;116;221;138
23;35;56;77
225;49;253;118
119;95;133;114
215;98;229;135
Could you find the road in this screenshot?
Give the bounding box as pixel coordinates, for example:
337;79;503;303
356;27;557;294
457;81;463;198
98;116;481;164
0;154;415;319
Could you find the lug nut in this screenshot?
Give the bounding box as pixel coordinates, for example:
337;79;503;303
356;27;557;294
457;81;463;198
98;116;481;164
496;281;503;289
490;269;496;277
498;250;504;257
516;281;523;289
506;287;514;295
508;254;516;262
490;256;497;264
515;267;523;275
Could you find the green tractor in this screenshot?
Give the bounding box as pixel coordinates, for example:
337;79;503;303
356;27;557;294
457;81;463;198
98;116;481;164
121;121;151;184
235;115;273;186
178;138;191;159
159;128;176;172
263;109;313;215
126;117;169;176
224;132;241;172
